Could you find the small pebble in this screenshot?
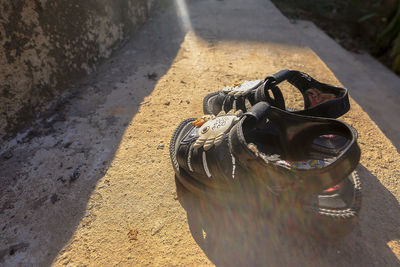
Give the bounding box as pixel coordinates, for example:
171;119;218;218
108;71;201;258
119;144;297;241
70;165;83;182
157;144;165;150
64;142;72;148
50;193;59;204
3;151;13;160
128;229;138;241
147;72;158;80
151;223;164;236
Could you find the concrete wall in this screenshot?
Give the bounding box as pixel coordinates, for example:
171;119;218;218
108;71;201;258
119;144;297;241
0;0;154;141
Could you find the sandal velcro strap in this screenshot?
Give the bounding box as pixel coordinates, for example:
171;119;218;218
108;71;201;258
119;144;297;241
203;69;350;119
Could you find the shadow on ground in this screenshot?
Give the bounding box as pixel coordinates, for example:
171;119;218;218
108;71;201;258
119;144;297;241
178;165;400;266
1;0;399;265
0;2;186;265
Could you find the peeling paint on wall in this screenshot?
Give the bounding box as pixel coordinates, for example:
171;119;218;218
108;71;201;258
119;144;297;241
0;0;154;141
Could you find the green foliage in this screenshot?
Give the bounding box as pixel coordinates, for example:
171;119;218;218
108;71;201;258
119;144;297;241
376;0;400;72
272;0;400;74
358;13;378;23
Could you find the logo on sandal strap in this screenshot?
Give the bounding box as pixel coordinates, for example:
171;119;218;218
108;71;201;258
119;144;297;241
193;110;242;151
306;88;335;106
222;80;262;97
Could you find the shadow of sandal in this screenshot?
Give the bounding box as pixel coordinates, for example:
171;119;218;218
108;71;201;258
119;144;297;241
176;164;400;266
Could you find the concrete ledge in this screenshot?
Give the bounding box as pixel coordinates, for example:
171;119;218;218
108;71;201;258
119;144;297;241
0;0;154;141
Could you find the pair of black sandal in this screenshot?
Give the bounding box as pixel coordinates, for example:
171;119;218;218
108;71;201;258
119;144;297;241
170;69;361;239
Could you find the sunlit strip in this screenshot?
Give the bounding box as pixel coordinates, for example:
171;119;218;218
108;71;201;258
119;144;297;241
173;0;200;63
231;154;236;179
187;146;194;172
202;151;212;178
174;0;193;32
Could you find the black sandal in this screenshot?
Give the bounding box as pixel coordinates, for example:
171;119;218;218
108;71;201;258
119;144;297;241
170;102;360;197
299;170;362;240
203;69;350;119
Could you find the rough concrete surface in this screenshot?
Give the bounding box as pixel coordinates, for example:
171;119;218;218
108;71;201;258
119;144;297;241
0;0;154;142
1;0;399;266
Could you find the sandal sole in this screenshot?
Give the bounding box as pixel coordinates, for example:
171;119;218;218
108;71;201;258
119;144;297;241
203;92;220;115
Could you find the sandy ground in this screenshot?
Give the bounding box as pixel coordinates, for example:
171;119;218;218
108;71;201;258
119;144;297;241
1;0;399;266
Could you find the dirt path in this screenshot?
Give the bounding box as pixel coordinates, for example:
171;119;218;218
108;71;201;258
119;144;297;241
1;0;399;266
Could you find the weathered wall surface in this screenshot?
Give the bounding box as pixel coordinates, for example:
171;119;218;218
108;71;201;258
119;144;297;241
0;0;154;141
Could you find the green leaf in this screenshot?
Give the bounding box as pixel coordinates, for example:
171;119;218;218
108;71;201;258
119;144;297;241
392;54;400;73
391;33;400;57
377;3;400;45
358;13;378;23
